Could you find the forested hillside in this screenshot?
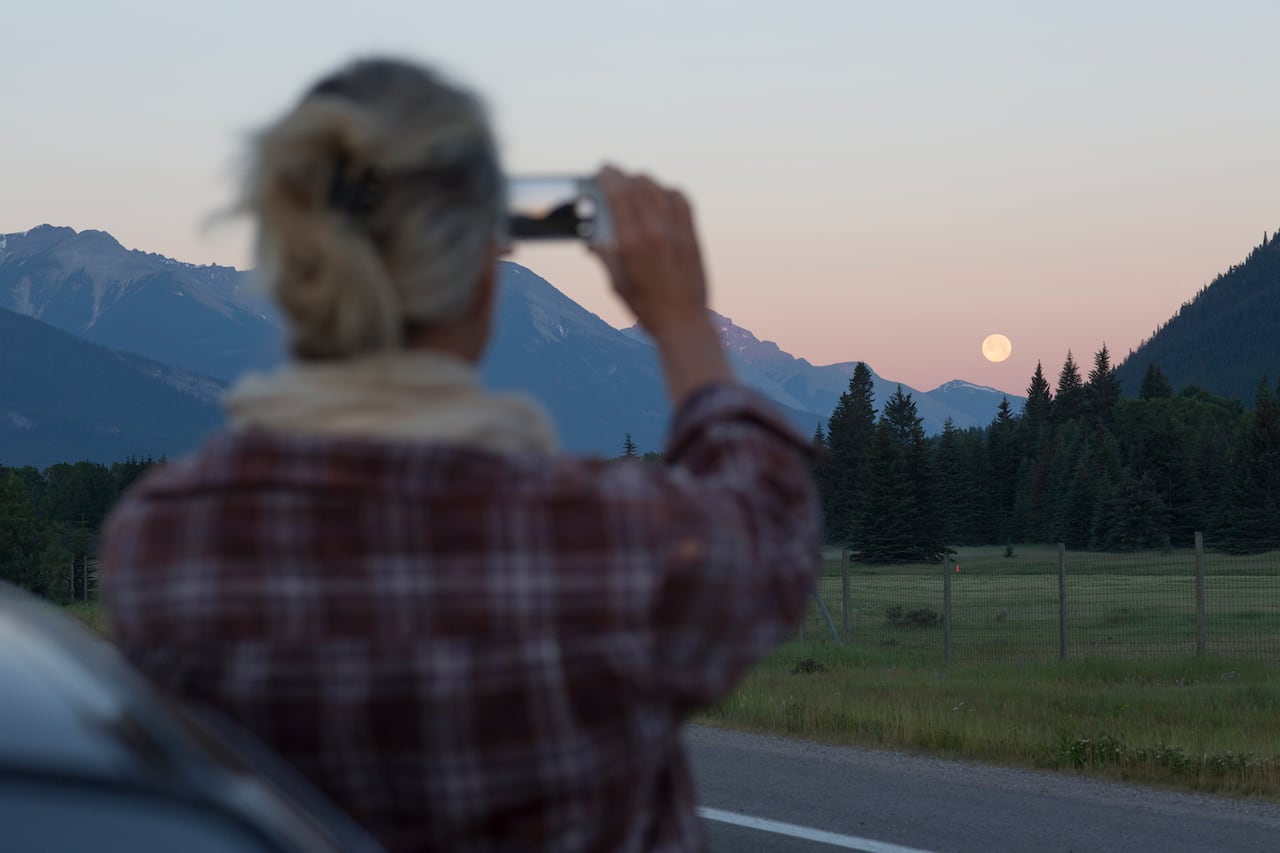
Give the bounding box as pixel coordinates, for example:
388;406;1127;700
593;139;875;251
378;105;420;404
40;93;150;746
1116;229;1280;404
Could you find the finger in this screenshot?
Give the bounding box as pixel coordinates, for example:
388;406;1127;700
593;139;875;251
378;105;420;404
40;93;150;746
596;166;642;251
632;174;672;241
665;188;697;248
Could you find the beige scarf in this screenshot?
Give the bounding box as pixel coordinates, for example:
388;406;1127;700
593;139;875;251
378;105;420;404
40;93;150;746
224;350;559;455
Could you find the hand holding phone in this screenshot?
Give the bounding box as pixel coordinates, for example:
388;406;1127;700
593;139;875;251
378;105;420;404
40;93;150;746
506;176;613;245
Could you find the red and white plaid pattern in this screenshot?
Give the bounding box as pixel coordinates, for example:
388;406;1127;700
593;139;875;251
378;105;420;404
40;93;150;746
102;384;821;852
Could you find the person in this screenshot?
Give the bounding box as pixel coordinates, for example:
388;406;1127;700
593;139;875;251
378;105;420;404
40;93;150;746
101;57;821;853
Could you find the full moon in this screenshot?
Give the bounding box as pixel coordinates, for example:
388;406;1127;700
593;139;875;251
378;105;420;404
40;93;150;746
981;334;1012;363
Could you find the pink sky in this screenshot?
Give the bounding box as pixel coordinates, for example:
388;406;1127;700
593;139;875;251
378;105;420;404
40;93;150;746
4;1;1278;397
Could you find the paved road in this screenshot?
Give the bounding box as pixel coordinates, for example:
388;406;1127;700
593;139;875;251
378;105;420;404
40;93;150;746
686;725;1280;852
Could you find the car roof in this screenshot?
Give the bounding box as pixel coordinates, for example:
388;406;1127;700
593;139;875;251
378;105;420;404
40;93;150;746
0;583;384;852
0;585;191;784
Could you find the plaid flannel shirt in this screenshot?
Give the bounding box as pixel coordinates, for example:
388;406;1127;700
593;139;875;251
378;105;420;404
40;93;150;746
101;384;821;852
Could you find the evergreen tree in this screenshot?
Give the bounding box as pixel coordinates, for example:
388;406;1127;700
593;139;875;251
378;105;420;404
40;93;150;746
1094;471;1170;551
0;473;68;601
988;397;1020;544
811;422;826;453
860;387;944;561
1139;364;1173;400
622;433;638;458
1083;426;1123;549
957;426;995;543
1050;422;1095;548
936;418;963;543
856;422;917;562
1086;344;1122;424
810;422;827;490
821;363;877;544
1020;438;1057;543
1221;379;1280;553
1053;351;1086;426
1021;361;1053;455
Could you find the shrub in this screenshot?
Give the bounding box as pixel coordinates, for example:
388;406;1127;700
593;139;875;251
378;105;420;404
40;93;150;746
790;658;827;674
885;605;941;628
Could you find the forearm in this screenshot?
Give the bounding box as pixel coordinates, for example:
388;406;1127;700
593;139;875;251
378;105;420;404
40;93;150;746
651;314;737;408
652;385;822;706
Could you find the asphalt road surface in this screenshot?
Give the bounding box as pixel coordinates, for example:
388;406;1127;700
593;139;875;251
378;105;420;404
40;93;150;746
686;725;1280;852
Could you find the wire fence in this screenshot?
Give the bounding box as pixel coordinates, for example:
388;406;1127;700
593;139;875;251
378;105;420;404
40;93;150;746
795;536;1280;663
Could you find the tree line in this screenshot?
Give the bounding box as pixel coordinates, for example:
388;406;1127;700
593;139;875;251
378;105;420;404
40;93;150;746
815;350;1280;561
0;457;156;601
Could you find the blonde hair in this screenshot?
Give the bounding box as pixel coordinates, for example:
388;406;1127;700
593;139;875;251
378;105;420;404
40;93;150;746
240;58;503;359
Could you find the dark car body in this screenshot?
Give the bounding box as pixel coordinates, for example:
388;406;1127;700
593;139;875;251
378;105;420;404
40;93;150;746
0;582;384;852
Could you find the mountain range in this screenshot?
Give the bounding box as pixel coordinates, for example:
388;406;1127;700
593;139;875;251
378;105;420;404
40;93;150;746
2;225;1025;466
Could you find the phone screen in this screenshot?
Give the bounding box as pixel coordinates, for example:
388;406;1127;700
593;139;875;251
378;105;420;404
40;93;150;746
506;177;606;242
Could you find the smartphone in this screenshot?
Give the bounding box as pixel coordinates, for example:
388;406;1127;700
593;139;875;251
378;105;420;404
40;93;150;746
506;176;613;245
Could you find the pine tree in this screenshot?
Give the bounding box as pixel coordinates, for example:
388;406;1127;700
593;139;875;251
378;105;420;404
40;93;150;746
1087;344;1122;424
1095;472;1170;551
822;362;877;545
1021;361;1053;455
810;423;827;500
622;433;638;458
1139;364;1173;400
988;397;1020;545
1221;379;1280;553
1053;351;1085;426
936;418;963;543
0;473;68;601
860;387;944;561
856;422;916;562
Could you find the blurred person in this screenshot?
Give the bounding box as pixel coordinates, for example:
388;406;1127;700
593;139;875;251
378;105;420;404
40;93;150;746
101;57;820;853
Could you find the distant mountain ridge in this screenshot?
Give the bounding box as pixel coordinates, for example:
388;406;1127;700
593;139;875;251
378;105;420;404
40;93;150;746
624;314;1018;434
1116;229;1280;403
0;225;282;381
2;225;1023;462
0;307;224;468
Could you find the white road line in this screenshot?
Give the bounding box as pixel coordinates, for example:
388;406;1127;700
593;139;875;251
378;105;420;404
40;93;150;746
697;807;937;853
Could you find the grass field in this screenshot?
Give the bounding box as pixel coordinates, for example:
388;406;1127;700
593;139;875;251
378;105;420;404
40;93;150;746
797;544;1280;663
710;544;1280;799
699;641;1280;800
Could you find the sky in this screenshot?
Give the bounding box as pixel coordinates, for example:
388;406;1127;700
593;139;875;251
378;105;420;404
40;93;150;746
4;0;1278;396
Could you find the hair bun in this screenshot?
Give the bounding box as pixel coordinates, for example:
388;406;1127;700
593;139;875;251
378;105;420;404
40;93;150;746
240;58;504;360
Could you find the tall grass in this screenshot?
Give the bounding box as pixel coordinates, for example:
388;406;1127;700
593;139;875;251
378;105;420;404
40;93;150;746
701;640;1280;799
63;601;110;638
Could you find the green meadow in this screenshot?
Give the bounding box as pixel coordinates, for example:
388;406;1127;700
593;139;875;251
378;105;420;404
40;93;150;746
798;544;1280;663
699;642;1280;799
704;544;1280;799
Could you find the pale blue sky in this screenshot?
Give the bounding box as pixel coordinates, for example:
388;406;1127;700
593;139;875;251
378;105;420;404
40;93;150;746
4;1;1278;394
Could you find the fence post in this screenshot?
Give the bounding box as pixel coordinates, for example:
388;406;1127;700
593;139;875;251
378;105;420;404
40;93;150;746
943;552;952;666
1057;543;1067;661
841;548;851;643
813;590;842;644
1195;531;1206;655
